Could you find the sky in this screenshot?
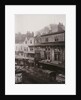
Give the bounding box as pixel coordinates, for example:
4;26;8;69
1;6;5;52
15;14;65;35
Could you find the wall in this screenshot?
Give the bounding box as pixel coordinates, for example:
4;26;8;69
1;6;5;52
27;37;35;53
41;33;64;43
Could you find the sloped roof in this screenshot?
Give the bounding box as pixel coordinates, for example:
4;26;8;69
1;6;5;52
15;33;34;44
41;30;65;37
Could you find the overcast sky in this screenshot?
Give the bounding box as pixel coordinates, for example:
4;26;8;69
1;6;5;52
15;14;65;34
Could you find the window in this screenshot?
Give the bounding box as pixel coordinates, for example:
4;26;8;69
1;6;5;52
21;52;23;56
55;36;58;42
40;38;41;43
30;47;33;51
45;38;48;42
30;40;32;44
45;47;47;50
26;54;28;57
24;47;26;51
27;47;28;51
54;54;58;61
47;51;50;60
25;41;27;44
54;48;60;61
48;47;50;50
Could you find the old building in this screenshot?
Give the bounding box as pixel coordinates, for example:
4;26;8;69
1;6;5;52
27;37;35;60
34;30;65;65
15;23;65;67
15;37;28;59
15;36;35;60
